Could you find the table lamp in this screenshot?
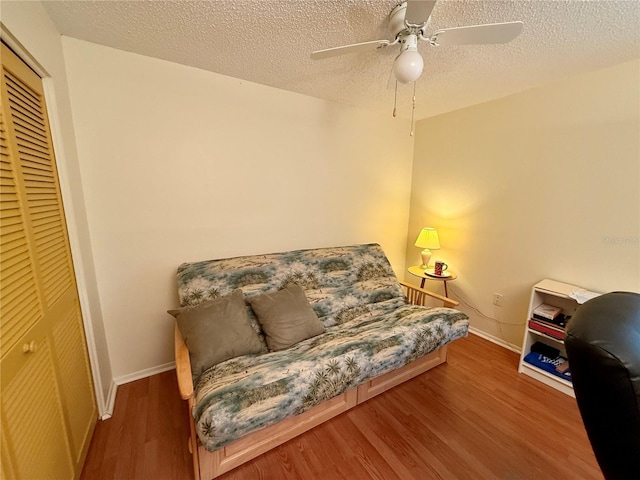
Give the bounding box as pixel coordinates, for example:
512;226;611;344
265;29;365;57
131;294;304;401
414;227;440;269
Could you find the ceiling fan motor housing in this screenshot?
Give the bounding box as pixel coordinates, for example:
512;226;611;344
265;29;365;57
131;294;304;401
398;32;419;53
389;2;432;37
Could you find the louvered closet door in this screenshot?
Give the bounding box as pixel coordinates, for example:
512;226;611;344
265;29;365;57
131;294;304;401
0;42;97;480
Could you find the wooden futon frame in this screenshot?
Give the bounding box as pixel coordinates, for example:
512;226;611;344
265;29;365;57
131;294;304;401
175;282;458;480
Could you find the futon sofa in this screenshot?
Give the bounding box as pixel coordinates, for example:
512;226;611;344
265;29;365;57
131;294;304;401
172;243;469;479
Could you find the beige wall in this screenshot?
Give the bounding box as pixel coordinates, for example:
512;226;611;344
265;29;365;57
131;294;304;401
1;1;112;412
406;59;640;349
61;38;415;379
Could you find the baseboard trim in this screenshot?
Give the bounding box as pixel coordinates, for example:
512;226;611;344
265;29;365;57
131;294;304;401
468;327;521;353
114;361;177;386
101;380;118;420
100;362;177;419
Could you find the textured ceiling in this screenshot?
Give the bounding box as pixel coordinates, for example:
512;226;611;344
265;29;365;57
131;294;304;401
41;0;640;120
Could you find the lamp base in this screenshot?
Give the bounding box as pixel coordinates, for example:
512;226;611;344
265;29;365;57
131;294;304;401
420;249;432;269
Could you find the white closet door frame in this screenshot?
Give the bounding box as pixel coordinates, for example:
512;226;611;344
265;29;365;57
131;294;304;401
1;25;110;419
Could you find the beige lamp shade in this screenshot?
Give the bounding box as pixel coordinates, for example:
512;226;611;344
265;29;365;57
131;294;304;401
414;227;440;268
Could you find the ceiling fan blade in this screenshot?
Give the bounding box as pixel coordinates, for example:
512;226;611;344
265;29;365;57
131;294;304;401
431;21;523;46
405;0;437;25
310;39;391;60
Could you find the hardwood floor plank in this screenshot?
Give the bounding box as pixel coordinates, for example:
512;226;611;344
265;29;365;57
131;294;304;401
322;416;404;480
81;334;603;480
350;401;445;479
377;390;484;480
276;436;320;479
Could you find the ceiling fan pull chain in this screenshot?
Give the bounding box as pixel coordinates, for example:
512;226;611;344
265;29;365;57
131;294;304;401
393;80;398;117
410;81;416;136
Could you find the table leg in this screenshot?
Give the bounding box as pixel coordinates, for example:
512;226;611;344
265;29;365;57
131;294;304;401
420;278;426;289
444;280;449;298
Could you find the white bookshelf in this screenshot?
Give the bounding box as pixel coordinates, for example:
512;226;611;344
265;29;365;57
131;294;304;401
517;279;597;397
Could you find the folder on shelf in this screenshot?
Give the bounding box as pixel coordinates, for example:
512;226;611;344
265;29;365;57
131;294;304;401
523;351;571;381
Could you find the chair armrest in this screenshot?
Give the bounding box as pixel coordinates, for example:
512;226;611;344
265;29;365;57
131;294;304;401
400;281;459;308
175;323;194;400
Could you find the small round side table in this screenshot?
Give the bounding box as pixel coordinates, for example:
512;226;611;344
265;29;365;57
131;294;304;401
407;265;458;298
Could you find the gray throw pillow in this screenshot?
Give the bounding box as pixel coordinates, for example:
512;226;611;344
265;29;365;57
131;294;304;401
168;289;264;378
247;284;325;351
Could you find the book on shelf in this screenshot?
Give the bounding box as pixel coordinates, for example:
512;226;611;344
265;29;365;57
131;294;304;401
528;319;564;340
532;303;562;321
533;314;570;328
536;313;569;328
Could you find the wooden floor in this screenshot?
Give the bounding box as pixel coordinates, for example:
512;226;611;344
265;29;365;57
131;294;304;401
81;334;603;480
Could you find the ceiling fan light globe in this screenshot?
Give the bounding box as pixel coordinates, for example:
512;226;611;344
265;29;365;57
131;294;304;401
393;50;424;83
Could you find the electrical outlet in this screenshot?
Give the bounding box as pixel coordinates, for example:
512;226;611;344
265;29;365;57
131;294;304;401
493;293;504;307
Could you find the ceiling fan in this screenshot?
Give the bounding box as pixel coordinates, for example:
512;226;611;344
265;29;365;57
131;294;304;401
311;0;524;85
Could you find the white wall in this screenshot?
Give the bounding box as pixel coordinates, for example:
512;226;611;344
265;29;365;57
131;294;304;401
406;59;640;349
61;38;415;379
1;1;113;412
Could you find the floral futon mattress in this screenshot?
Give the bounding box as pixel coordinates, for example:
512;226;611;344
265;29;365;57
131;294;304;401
176;244;469;451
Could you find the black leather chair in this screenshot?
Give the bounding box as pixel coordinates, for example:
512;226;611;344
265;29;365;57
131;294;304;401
565;291;640;480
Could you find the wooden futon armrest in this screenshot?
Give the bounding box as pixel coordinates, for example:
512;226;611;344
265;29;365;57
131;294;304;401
400;281;459;308
175;323;194;400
